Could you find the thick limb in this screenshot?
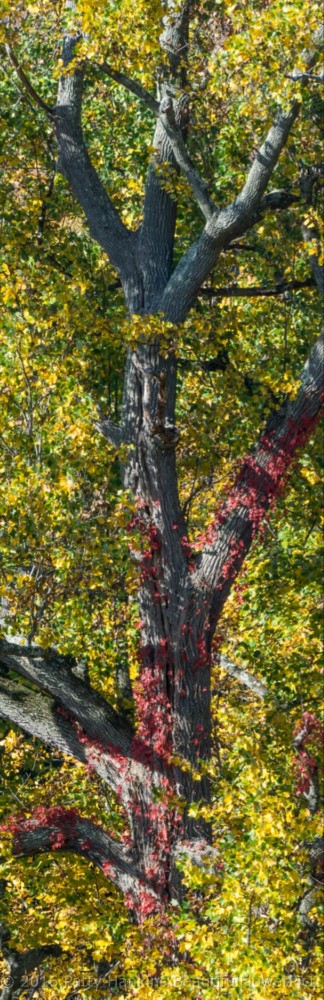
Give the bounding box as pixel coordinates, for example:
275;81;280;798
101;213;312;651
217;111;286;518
195;331;323;621
53;34;137;293
0;677;125;791
2;809;157;915
138;1;192;305
0;639;133;756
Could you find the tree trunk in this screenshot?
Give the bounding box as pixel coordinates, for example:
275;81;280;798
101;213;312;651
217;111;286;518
0;3;323;931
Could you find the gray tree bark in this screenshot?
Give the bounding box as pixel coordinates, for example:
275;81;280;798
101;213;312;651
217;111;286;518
0;3;323;924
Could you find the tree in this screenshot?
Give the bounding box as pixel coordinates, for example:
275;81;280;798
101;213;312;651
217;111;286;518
0;1;323;996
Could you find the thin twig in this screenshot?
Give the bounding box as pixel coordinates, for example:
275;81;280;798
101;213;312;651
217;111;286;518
5;44;53;115
200;277;315;300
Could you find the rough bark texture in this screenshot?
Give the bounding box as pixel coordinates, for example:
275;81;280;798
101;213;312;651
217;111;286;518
1;4;323;925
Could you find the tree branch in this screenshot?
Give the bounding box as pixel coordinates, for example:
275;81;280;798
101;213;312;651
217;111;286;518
3;808;158;912
158;111;299;321
0;676;86;759
158;95;215;220
217;661;323;825
95;412;124;448
99;23;213;229
287;24;324;83
293;720;322;814
0;924;61;1000
234;112;300;217
52;33;136;289
302;223;324;299
97;62;159;114
0;677;125;790
259;188;301;212
194;331;323;613
4;26;137;294
4;44;53;115
200;277;315;300
218;655;271;701
138;0;192;304
99;71;216;223
158;30;324;322
0;639;133;759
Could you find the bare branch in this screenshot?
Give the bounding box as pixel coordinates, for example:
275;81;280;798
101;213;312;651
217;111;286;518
0;676;86;759
235;28;323;213
287;70;324;82
234;109;300;218
4;26;136;293
158;116;299;321
287;24;324;83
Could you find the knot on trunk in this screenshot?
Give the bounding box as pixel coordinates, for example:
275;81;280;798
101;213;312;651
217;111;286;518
151;421;180;449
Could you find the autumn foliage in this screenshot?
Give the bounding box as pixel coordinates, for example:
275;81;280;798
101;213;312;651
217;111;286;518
0;1;323;999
